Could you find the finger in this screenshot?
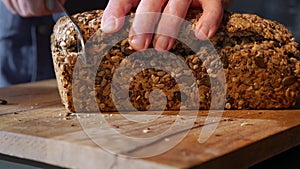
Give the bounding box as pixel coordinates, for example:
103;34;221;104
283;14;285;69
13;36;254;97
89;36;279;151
45;0;56;11
129;0;167;50
17;0;31;16
14;0;50;17
28;0;52;16
45;0;66;14
194;0;223;40
191;0;201;8
153;0;192;51
15;0;32;17
39;0;53;15
101;0;139;33
11;0;22;15
1;0;18;14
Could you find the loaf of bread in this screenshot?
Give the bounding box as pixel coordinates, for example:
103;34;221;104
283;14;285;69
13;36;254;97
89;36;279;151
51;10;300;112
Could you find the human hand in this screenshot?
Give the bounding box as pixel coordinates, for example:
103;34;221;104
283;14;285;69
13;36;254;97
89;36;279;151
1;0;66;17
101;0;223;51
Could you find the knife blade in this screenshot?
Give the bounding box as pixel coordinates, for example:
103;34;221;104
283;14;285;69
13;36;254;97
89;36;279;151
46;0;86;64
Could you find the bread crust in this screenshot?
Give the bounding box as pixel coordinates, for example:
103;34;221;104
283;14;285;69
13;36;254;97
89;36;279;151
51;10;300;112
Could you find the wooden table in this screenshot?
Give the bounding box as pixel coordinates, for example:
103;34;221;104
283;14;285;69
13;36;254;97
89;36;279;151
0;80;299;169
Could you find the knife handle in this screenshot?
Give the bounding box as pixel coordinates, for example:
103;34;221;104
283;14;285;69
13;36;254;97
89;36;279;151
45;0;56;11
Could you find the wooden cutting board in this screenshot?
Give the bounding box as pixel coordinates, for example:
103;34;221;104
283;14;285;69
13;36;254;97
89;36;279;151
0;79;300;169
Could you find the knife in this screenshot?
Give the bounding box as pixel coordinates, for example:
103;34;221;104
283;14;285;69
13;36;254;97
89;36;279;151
46;0;87;64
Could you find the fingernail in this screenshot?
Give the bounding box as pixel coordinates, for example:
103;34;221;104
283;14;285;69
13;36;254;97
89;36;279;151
154;35;172;51
129;35;149;51
101;16;118;33
196;25;209;40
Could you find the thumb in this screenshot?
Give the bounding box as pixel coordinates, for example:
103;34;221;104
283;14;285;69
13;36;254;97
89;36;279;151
194;0;223;40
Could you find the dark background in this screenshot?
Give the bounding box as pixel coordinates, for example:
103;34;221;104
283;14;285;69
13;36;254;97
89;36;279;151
229;0;300;42
65;0;108;14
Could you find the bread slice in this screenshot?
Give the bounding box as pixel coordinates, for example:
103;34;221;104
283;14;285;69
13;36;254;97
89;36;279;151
51;10;300;112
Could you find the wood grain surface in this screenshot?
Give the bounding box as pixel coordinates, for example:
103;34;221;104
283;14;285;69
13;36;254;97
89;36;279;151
0;80;299;169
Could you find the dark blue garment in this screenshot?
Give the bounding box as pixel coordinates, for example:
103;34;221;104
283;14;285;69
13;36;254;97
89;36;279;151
0;0;108;87
0;1;55;87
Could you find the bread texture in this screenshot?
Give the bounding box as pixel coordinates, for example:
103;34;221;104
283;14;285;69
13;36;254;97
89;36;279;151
51;10;300;112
